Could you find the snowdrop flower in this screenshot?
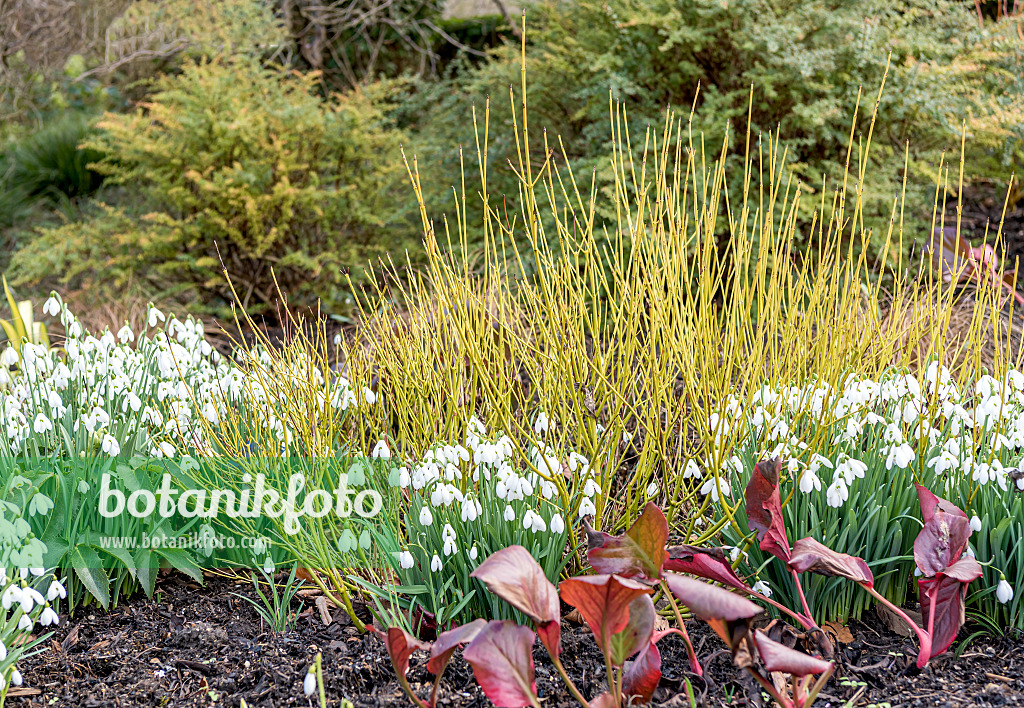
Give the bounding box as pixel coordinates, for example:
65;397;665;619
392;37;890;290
700;475;732;502
533;411;549;435
39;606;60;626
303;667;317;696
11;669;21;686
443;537;458;556
18;615;32;631
33;413;53;434
469;546;478;561
578;497;596;518
970;515;982;533
646;481;659;498
583;478;602;497
371;439;391;459
682;460;701;479
431;554;443;572
835;454;867;484
798;468;821;494
884;443;914;470
148;306;166;328
751;580;772;598
418;506;433;526
1;585;21;610
550;513;565;534
825;477;849;508
996;578;1014;604
117;324;134;344
808;454;833;475
1;347;18;366
460;496;481;522
398;551;415;569
43;295;61;317
101;434;121;456
523;509;546;533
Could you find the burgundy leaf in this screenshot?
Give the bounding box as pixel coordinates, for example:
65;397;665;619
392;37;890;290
463;621;538;708
585;502;669;579
745;458;791;562
753;630;833;676
470;546;560;625
427;619;487;675
608;594;656;666
663;545;752;593
918;555;982;664
914;485;972;576
622;639;661;702
788;537;874;585
559;574;653;657
369;626;430;677
662;572;763;623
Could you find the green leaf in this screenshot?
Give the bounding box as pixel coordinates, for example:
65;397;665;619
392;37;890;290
154;546;203;584
70;546;111;609
135;548;157;598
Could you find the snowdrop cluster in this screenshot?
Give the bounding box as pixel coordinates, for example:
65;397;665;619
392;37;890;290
379;418;601;624
0;565;65;690
707;363;1024;610
0;297;376;459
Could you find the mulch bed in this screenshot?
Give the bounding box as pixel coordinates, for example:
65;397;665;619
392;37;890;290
10;572;1023;708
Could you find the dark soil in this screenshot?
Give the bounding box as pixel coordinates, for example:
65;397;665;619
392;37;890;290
10;572;1023;708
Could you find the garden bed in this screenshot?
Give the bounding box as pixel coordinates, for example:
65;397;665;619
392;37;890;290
12;573;1023;708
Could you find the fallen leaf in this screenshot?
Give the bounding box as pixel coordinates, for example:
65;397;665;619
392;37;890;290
315;595;333;625
823;621;854;644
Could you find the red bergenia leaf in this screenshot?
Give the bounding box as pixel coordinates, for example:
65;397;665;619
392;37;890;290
463;621;538;708
663;545;752;593
426;619;487;675
917;561;979;663
914;486;972;576
559;574;652;658
662;573;763;622
608;594;656;666
470;546;559;624
369;626;430;677
585;502;669;579
745;458;791;562
788;537;874;585
753;630;833;676
622;639;661;702
471;546;561;656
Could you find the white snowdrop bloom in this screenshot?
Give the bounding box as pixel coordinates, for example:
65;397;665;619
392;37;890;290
1;347;18;366
550;513;565;534
682;460;701;479
101;434;121;456
371;439;391;459
751;580;772;598
460;497;481;522
442;524;456;542
798;468;821;494
1;585;21;611
835;454;867;484
18;615;32;631
470;546;478;561
540;480;557;500
700;475;732;502
996;579;1014;604
808;454;833;475
970;515;982;533
117;324;134;344
362;386;377;405
504;504;516;522
431;554;443;572
11;669;21;686
646;481;659;497
303;668;317;696
147;306;166;328
43;295;61;317
884;443;914;470
825;477;849;508
39;606;60;626
0;641;6;662
533;411;549;435
33;413;53;434
155;441;176;458
965;546;975;558
579;496;597;518
399;551;415;569
523;509;546;533
418;506;433;526
443;537;458;556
